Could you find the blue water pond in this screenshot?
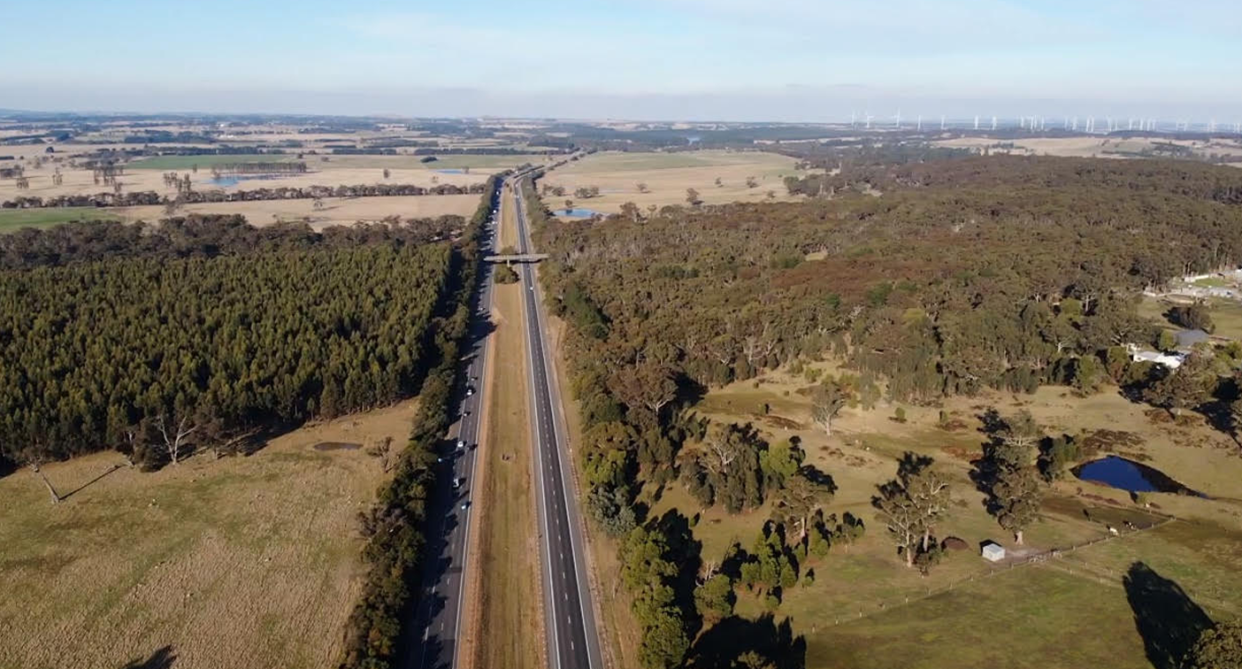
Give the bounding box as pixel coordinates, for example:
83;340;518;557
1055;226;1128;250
207;174;293;187
553;208;603;219
1074;456;1202;496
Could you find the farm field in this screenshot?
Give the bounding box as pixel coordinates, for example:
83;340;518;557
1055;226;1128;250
127;153;300;170
654;367;1242;669
0;163;485;202
0;399;418;669
932;135;1242;161
1138;294;1242;342
1;147;554;204
537;150;809;215
0;206;119;232
127;153;549;172
112;194;481;228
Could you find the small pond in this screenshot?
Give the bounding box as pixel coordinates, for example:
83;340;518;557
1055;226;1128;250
1073;456;1204;497
553;208;604;219
207;174;293;187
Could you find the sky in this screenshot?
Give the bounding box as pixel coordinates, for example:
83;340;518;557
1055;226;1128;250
1;0;1240;121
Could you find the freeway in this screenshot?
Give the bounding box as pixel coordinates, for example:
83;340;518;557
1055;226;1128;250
511;179;604;669
405;182;501;669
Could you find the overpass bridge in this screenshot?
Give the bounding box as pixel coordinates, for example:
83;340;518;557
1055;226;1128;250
484;254;548;264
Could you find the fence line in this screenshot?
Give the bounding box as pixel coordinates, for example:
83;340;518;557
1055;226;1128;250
826;516;1178;627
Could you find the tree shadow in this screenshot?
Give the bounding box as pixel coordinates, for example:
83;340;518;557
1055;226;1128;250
688;613;806;669
1123;561;1213;669
676;372;709;409
652;508;704;636
977;407;1006;436
120;645;176;669
58;462;125;501
895;451;934;481
798;463;837;495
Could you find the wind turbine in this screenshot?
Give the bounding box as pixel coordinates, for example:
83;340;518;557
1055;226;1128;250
916;114;922;131
940;115;946;131
974;115;980;130
992;115;997;131
850;111;857;128
894;110;901;130
865;112;874;130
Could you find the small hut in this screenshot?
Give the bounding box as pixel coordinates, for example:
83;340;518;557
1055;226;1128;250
981;542;1006;562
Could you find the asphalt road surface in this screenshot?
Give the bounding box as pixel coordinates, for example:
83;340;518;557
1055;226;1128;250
404;174;601;669
405;184;500;669
512;180;604;669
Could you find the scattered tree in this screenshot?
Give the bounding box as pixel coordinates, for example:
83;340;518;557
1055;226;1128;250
810;379;850;436
1185;620;1242;669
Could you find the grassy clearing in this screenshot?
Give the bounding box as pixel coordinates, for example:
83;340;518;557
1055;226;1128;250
1202;298;1242;341
1138;294;1242;342
808;565;1150;669
128;154;299;170
0;401;416;669
498;194;518;251
538;150;807;215
0;207;119;232
672;367;1242;669
470;261;544;666
306;154;552;171
113;194;481;228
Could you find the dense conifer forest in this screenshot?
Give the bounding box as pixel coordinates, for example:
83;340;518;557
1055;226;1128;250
339;173;503;669
0;214;471;471
525;155;1242;668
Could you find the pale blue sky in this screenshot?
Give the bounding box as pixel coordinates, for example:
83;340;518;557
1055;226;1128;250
1;0;1239;120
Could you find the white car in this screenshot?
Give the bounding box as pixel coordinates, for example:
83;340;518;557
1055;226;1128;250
466;387;474;396
456;439;465;450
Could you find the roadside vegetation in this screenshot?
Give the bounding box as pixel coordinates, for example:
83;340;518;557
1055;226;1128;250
0;176;506;669
339;174;503;668
526;155;1242;669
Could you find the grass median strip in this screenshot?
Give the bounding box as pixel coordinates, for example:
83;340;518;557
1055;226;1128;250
469;200;545;669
